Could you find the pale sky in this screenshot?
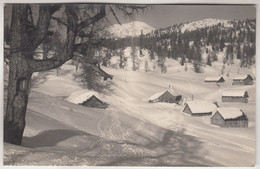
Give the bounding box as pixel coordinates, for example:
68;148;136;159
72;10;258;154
4;4;256;29
107;5;256;29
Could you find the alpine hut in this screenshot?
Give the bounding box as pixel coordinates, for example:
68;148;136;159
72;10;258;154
66;90;109;109
182;100;217;116
148;89;182;104
210;108;248;128
205;76;225;83
232;74;253;85
222;90;249;103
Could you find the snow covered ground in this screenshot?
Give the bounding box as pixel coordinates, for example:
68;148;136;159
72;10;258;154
3;51;255;166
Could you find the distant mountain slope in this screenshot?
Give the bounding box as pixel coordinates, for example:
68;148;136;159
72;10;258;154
181;18;233;33
104;21;154;39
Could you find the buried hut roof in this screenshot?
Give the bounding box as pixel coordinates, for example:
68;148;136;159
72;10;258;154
66;90;102;104
211;107;244;120
222;90;248;97
184;100;217;114
148;89;177;101
205;76;224;81
233;74;253;80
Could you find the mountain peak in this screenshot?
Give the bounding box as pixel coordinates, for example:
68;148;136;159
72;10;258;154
105;21;154;39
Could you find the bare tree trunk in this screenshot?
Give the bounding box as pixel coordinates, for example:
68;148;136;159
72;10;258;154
4;3;143;145
4;52;32;145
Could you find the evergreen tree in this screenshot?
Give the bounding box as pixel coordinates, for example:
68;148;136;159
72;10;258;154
236;42;241;59
185;63;188;72
193;47;203;73
144;60;150;72
119;47;125;69
131;45;139;71
220;38;225;52
180;54;185;66
150;49;155;60
187;46;195;62
206;54;212;66
140;30;143;55
221;62;226;75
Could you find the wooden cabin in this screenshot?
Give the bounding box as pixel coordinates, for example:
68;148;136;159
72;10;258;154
79;95;109;109
232;74;253;85
210;108;248;128
148;89;182;104
222;90;249;103
66;90;109;109
205;76;225;83
182;100;217;116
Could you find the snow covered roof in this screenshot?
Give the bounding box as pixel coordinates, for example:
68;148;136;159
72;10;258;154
184;100;217;114
213;107;244;120
222;90;247;97
66;90;101;104
205;76;223;81
148;89;176;101
233;74;252;80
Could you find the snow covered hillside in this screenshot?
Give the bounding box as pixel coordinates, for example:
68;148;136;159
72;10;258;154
181;18;232;33
104;21;154;39
3;52;255;166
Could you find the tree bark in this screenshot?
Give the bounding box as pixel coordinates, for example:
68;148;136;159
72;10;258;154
4;4;128;145
4;53;32;145
4;4;77;145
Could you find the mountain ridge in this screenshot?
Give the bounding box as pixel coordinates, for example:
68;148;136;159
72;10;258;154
104;21;155;39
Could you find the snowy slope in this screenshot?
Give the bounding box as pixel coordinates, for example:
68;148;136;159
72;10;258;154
181;18;232;33
3;53;255;166
105;21;154;38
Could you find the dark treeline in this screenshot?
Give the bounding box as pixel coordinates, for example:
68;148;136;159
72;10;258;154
102;19;256;70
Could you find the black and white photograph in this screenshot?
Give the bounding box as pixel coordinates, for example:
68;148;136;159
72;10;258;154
2;1;258;167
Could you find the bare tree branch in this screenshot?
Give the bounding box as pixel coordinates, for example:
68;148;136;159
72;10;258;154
31;4;61;49
30;5;77;72
114;5;150;20
109;5;122;25
77;4;106;31
51;16;70;28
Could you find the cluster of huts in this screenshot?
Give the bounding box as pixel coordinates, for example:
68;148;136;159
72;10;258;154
148;74;253;128
68;74;253;128
204;74;253;85
182;100;248;128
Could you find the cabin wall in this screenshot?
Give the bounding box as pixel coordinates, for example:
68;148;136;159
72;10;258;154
192;112;212;116
81;97;109;109
205;81;218;83
158;91;176;103
210;112;226;127
245;77;253;85
232;78;253;85
232;80;244;85
205;79;224;83
211;112;248;128
183;105;192;115
219;78;225;83
225;120;248;128
222;96;248;103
